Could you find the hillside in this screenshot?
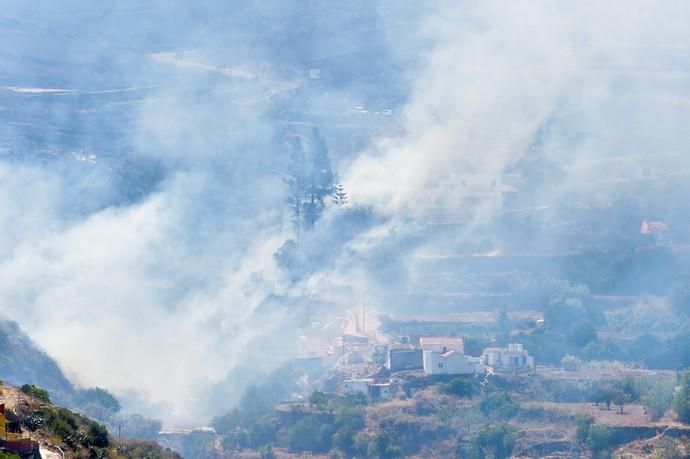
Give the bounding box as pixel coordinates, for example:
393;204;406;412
0;320;73;405
0;383;180;459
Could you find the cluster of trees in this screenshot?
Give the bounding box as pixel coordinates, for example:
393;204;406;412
74;387;121;421
591;376;639;414
285;393;368;456
284;127;347;236
211;365;690;458
479;392;519;421
21;404;110;450
20;384;50;403
219;391;369;457
466;423;517;459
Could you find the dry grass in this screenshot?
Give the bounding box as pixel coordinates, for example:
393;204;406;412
523;401;663;427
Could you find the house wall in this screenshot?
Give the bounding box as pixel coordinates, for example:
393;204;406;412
482;348;535;371
444;353;476;375
342;379;372;395
423;351;475;375
388;349;423;371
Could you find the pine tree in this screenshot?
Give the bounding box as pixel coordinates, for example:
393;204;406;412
283;128;336;234
332;182;349;207
303;127;335;228
284;136;307;236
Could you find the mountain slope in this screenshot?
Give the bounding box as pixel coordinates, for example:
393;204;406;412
0;319;73;404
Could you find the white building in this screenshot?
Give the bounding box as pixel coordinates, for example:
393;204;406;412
419;337;464;354
481;343;534;372
423;350;478;375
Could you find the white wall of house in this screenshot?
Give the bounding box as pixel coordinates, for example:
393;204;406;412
481;345;535;371
423;350;475;375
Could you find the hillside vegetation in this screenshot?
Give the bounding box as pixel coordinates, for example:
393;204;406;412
0;383;180;459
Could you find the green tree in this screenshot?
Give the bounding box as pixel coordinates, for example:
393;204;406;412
303;127;335;229
612;389;631;414
76;387;121;412
443;377;474;398
284;128;336;233
20;384;50;403
594;383;616;410
586;424;614;454
85;422;110;448
673;370;690;423
332;408;365;457
286;415;333;453
367;430;402;458
617;376;640;401
479;392;518;420
75;387;121;421
474;423;517;459
640;380;674;421
284;136;308;236
309;391;328;408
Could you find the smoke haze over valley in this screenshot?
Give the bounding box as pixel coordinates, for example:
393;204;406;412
3;0;690;435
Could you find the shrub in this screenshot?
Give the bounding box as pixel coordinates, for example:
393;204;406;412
309;391;328;407
479;392;519;420
474;423;517;459
85;422;110;448
286;415;333;453
586;424;614;453
443;377;474;398
365;430;403;458
640;380;674;421
20;384;50;403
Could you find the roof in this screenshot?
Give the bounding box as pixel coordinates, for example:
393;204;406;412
420;337;464;347
641;220;669;234
482;347;503;353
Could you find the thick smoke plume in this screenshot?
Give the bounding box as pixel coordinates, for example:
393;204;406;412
1;0;690;425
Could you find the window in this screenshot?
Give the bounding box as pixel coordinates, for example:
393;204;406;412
438;363;444;368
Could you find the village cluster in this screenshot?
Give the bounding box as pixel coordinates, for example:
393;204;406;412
319;333;535;401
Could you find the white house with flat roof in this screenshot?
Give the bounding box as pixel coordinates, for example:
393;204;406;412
481;343;534;372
